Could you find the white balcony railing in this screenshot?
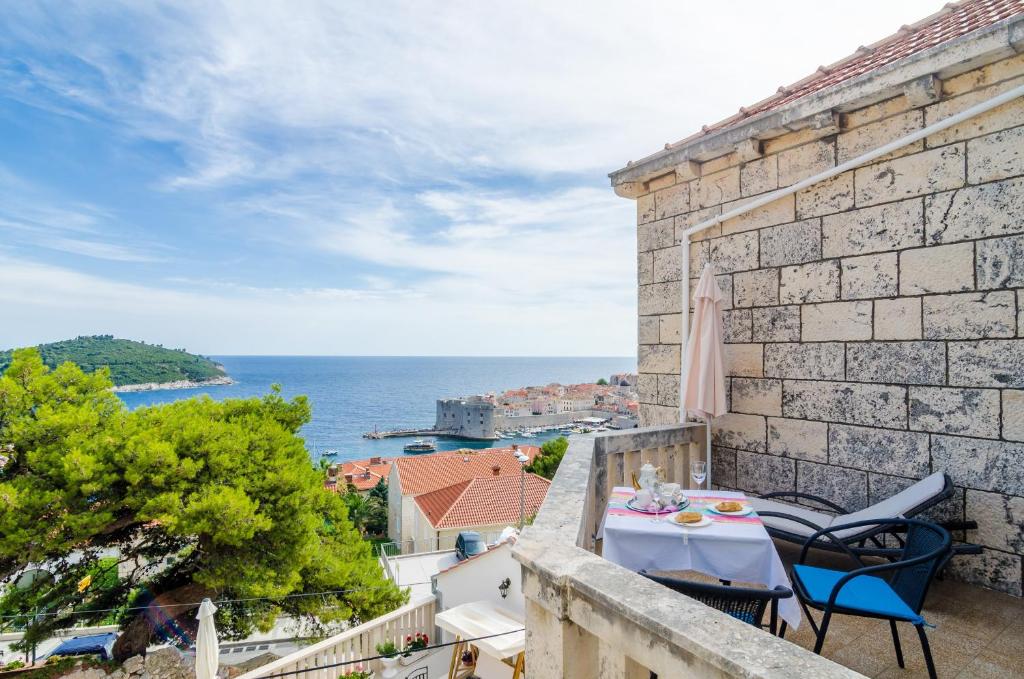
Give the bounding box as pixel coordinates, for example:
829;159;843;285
512;424;865;678
235;596;436;679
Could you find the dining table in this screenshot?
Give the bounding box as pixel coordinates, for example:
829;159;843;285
599;487;801;629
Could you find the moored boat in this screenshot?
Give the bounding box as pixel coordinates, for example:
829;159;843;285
403;439;437;453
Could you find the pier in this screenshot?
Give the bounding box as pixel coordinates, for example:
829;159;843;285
362;427;451;440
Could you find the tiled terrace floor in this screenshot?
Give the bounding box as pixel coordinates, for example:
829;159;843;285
655;540;1024;679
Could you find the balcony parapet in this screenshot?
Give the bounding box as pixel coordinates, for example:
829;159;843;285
512;424;864;678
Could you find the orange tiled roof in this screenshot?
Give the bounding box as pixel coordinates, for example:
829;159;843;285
326;456;394;492
670;0;1024;148
393;446;541;496
414;473;551;529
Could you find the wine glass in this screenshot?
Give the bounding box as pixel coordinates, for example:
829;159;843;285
690;460;707;490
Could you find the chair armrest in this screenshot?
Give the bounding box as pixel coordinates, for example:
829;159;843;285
952;543;983;556
759;491;850;514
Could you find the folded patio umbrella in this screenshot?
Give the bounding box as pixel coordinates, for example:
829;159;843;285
195;598;219;679
681;263;727;488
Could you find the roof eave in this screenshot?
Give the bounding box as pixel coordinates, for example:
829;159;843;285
609;15;1024;197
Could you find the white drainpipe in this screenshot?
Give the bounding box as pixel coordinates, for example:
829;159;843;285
678;82;1024;420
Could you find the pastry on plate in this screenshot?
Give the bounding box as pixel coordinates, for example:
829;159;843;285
674;511;703;524
715;501;744;513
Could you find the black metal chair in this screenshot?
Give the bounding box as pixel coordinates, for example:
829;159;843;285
404;668;428;679
639;570;793;635
784;519;951;679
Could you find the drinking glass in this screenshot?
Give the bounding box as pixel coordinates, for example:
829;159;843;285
690;460;707;489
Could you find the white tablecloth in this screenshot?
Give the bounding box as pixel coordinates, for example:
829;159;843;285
600;488;800;628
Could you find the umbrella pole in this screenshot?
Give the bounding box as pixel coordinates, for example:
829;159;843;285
706;416;712;490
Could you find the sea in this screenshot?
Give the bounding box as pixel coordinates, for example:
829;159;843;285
117;356;635;464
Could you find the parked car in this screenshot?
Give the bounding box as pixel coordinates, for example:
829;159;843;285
454;531;487;561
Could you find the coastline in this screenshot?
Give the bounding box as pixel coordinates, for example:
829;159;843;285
112;375;235;393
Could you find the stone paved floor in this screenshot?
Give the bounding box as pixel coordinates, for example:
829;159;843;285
655;539;1024;678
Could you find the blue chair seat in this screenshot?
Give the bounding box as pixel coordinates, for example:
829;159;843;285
792;564;924;625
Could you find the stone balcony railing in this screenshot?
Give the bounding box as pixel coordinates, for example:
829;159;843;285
511;424;865;679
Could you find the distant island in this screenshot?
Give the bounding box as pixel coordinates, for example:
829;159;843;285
0;335;233;391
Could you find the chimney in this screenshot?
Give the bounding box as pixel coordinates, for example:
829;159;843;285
370;456;382;465
344;473;354;483
327;465;338;477
492;465;501;476
511;443;519;452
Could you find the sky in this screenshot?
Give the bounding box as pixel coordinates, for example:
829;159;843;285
0;1;943;356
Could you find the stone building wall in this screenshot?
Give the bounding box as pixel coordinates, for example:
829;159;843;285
633;53;1024;595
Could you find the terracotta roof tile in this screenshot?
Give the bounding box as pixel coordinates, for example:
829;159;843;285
393;446;541;495
671;0;1024;147
325;456;395;492
414;474;551;529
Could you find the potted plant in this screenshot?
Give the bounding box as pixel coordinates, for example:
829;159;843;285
399;632;430;665
341;665;374;679
375;640;399;679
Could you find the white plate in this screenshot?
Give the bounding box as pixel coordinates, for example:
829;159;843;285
708;504;753;516
667;514;712;528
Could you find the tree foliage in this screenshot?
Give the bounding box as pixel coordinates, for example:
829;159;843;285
526;437;569;480
0;349;405;658
595;378;609;385
0;336;226;387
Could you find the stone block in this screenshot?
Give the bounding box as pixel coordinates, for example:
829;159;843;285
945;547;1023;597
797;461;869;512
751;305;800;342
869;473;964;525
1004;390;1024;441
695;167;740;209
638;316;659;344
802;300;873;341
740;156;778;197
932;435;1024;496
709;231;758;274
710;446;738;488
721;194;794;235
637;373;658;402
948;339;1024;388
638;282;681;316
733;268;779;308
926;177;1024;245
766;417;827;461
640;403;679;427
657;373;680;407
652;245;682;283
660;314;682;343
731;378;782;417
722;309;752;343
637;193;656;224
638;252;654;285
759;218;821;267
723;343;763;378
764;343;845;380
854;145;966;207
779;260;840;304
846;341;945;385
828;424;930;477
783;380;907;429
977;234;1024;290
711;412;766;453
909;386;1001;438
638;217;674;252
900;242;976;295
689;240;710;273
822;198;924;258
874;297;922;340
925;78;1024;147
654;183;690;220
968;126;1024;183
638;344;680;374
923;291;1016;339
837;109;924;163
841;253;897;300
778;140;835;187
736;450;794;496
795;172;855;219
675;205;722;241
966;490;1024;554
648;172;676;192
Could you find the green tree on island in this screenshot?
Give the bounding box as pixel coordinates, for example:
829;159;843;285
0;349;406;660
596;378;608;385
526;436;569;480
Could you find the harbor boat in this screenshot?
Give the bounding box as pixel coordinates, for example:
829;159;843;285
403;439;437;453
322;449;340;458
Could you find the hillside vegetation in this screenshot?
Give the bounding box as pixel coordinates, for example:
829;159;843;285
0;335;227;386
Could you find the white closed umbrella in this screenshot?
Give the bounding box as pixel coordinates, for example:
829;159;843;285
195;598;219;679
681;264;728;489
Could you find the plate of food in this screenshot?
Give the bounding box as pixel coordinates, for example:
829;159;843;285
625;496;689;514
707;500;753;516
669;511;712;528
